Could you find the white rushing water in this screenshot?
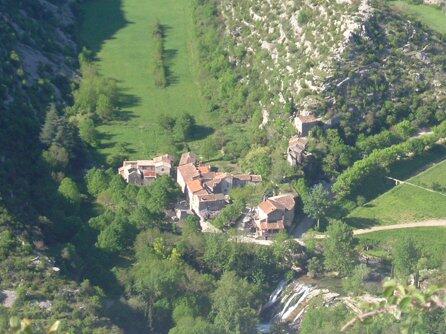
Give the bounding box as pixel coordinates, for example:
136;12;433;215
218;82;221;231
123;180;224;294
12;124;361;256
257;278;338;333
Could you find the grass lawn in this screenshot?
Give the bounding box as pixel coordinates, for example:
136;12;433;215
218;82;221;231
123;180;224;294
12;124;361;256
346;158;446;228
79;0;213;159
358;227;446;266
391;1;446;35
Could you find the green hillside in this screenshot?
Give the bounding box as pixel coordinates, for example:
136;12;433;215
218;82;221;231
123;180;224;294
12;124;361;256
80;0;213;158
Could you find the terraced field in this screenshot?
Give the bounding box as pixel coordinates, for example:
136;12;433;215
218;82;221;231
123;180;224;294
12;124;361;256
347;158;446;228
80;0;213;158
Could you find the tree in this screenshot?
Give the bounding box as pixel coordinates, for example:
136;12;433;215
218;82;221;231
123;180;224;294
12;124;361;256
342;264;370;296
211;271;258;334
241;147;272;179
58;177;82;207
40;104;59;146
302;183;332;230
132;257;184;331
78;117;99;147
173;113;196;142
393;237;420;281
200;137;219;160
97;217;134;253
42;144;70;169
96;94;114;121
85;168;109;196
323;220;357;277
159;115;176;131
169;317;222;334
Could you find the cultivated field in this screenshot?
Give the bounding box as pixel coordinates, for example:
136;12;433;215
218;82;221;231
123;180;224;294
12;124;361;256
392;1;446;35
347;158;446;228
80;0;213;158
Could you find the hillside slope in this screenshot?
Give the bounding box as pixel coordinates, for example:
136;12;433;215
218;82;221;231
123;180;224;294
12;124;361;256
219;0;445;137
0;0;117;331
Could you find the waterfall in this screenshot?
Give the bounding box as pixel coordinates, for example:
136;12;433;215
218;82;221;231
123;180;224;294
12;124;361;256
257;278;339;333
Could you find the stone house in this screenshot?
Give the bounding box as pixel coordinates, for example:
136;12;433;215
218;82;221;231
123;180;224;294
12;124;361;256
118;154;174;186
294;115;320;136
287;136;309;166
255;194;296;237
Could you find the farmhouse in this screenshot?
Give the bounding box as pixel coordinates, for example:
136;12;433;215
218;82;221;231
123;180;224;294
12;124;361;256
255;194;296;237
287;136;309;166
294;114;320;136
176;152;262;220
118;154;174;186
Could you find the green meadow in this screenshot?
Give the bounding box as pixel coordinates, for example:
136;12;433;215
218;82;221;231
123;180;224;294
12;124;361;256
392;1;446;35
79;0;213;159
347;158;446;228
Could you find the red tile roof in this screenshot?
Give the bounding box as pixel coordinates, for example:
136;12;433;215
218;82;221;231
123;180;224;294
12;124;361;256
258;200;279;215
187;179;204;193
178;163;200;182
198;164;211;174
269;194;295;211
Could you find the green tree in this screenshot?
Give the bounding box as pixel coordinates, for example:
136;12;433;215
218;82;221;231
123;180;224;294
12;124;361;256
85;168;109;196
78;117;99;147
97;217;134;253
42;144;70;170
393;237;420;281
0;230;15;259
132;257;184;331
241;147;272;179
173;113;196;142
302;184;332;230
211;271;258;334
169;317;222;334
40;104;59;146
96;94;114;121
342;264;370;296
58;177;82;206
323;220;357;277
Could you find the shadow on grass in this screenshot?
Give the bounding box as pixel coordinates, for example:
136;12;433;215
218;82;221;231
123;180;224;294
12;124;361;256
80;0;131;54
190;125;215;141
158;24;179;86
344;216;380;229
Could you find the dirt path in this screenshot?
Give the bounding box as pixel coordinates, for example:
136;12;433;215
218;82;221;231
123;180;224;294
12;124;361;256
235;220;446;246
351;219;446;235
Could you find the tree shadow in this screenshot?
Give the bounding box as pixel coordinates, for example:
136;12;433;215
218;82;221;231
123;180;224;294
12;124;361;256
80;0;132;55
164;49;179;86
344;217;380;229
189;125;215;141
159;24;179;86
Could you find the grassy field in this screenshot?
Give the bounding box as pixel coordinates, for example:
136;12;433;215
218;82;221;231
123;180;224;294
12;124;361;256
79;0;213;159
358;227;446;266
346;158;446;228
392;1;446;35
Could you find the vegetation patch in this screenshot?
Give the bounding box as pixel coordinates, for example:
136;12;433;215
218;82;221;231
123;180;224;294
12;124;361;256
358;227;446;267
